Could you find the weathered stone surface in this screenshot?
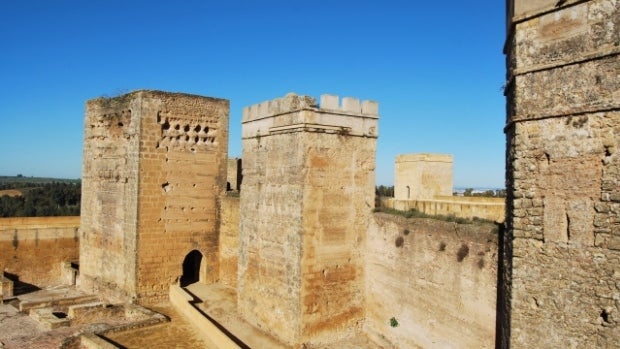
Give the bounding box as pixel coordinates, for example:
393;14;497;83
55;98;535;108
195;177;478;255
503;1;620;348
365;214;498;349
394;153;453;200
512;0;619;72
238;93;378;347
226;157;242;191
80;90;229;304
219;196;239;288
0;217;79;289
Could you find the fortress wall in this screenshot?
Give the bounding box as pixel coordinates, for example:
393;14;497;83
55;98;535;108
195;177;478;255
300;129;376;344
226;158;242;191
365;213;498;349
81;96;140;301
502;1;620;347
219;196;239;288
239;126;305;344
0;216;80;290
382;197;505;222
239;93;378;346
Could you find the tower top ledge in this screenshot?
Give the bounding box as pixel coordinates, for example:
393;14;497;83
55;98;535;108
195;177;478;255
242;93;379;122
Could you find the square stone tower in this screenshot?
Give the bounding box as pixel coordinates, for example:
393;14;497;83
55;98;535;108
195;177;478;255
394;153;453;200
502;1;619;347
80;90;229;304
239;93;379;346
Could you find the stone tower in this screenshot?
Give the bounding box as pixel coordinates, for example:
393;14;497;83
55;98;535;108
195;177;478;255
394;153;453;200
502;1;619;347
80;90;229;304
238;93;379;346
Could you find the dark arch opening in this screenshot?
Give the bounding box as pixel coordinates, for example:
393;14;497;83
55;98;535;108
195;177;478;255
180;250;203;287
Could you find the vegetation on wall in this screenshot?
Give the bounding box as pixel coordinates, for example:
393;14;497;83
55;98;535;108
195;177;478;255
0;176;81;217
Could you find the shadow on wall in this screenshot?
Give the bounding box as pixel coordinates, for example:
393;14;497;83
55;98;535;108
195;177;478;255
3;272;41;296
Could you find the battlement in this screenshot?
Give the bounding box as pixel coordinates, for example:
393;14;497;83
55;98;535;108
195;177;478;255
319;94;379;117
396;153;454;164
242;93;379;123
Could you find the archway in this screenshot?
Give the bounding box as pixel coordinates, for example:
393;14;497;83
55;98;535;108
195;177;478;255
180;250;203;287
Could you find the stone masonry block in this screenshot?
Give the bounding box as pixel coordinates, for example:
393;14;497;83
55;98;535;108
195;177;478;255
362;100;379;116
342;97;361;113
320;94;339;110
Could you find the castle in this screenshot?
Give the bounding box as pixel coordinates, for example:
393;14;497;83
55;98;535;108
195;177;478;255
1;0;618;348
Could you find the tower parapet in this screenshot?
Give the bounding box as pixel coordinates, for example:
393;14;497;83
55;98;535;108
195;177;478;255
242;93;379;139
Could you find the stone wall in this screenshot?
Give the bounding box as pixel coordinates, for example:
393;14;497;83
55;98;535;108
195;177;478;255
219;196;239;288
382;196;505;222
81;90;229;304
0;217;80;291
394;153;453;200
365;213;498;348
502;1;620;347
226;158;242;191
80;94;140;302
239;93;378;346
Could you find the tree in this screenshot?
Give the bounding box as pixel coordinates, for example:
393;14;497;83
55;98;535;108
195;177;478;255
376;185;394;197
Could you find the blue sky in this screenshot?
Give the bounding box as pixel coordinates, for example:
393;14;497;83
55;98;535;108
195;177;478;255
0;1;507;187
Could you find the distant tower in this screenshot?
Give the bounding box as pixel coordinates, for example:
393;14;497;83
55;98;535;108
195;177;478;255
80;90;229;304
501;1;619;347
239;93;379;346
394;153;453;200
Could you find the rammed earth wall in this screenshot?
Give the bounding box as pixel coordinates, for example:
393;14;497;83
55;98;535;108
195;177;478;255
0;216;80;290
365;213;498;349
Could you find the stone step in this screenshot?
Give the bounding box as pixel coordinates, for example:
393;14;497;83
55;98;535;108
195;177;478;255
29;307;71;330
19;293;100;313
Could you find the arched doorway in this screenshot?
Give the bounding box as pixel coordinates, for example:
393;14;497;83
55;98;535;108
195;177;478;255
180;250;203;287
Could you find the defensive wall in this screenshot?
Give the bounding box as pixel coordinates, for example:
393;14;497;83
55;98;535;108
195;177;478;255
501;0;620;347
366;213;498;348
381;196;506;222
80;90;229;304
218;196;239;288
0;216;80;295
217;192;499;348
226;158;242;192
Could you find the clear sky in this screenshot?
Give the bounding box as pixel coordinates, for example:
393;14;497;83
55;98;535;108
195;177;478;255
0;0;507;188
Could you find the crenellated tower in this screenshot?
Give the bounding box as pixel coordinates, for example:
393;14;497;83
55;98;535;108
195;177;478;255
239;93;379;346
